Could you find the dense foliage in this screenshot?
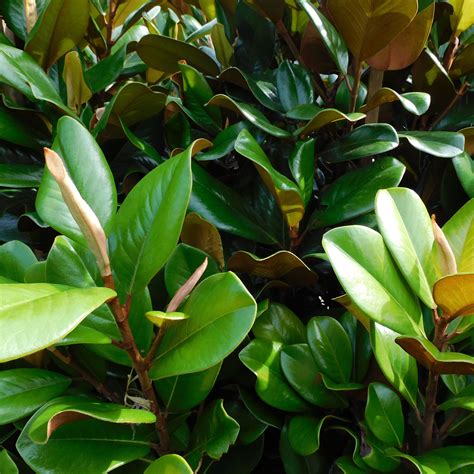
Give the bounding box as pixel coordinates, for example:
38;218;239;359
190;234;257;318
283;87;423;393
0;0;473;472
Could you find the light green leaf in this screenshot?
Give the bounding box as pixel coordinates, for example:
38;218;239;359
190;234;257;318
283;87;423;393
399;131;465;158
109;146;192;298
150;272;256;379
323;225;423;336
453;152;474;198
375;188;436;307
36;116;117;244
239;339;310;412
370;322;418;408
145;454;193;474
0;240;37;282
0;450;17;474
0;284;115;362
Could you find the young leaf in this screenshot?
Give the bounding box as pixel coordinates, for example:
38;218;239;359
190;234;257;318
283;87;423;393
109;146;192;298
145;455;193;474
433;273;474;320
0;284;115;362
36;116;117;246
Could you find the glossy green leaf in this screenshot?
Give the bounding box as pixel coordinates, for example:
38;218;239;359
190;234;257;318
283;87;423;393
297;109;365;136
110;147;192;298
228;250;317;287
218;67;283;113
327;0;417;61
253;303;306;345
238;387;282;429
0;0;49;40
365;383;404;447
224;399;267;445
84;46;126;94
0;284;115;362
93;82;167;138
370;323;418;408
45;236;119;339
442;199;474;273
0;106;45;149
208;94;291;138
186;399;239;467
429;445;474;472
190;162;278;244
386;448;450;474
307;316;352;384
309;157;405;229
24;396;155;444
25;0;89;70
0;450;17;474
155;363;221;413
239;339;309;412
150;272;256;379
453;152;474;198
399;131;465;158
164;243;219;298
375;187;436;307
297;0;348;74
0;240;37;282
137;34;219;76
396;336;474;374
36;116;117;244
196;122;247;161
235;129;304;227
0;369;70;425
319;124;399;163
145;454;193;474
0;163;43;188
276;61;313;112
16;417;151;473
280;344;345;408
179;63;222;133
0;44;70;113
439;383;474;411
323;225;423;335
360;89;431;116
289;139;315;207
288;415;341;456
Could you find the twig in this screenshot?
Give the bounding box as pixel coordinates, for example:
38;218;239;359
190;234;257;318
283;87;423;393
48;347;121;404
429;82;469;131
350;61;362;114
443;34;460;72
437;408;463;441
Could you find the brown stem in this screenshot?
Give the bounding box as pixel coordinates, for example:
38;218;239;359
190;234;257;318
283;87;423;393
421;370;439;452
48;347;121;404
443;34;460;72
420;309;449;452
103;275;169;452
437;408;462;441
105;0;118;49
350;61;362;114
429;82;469;131
275;19;329;103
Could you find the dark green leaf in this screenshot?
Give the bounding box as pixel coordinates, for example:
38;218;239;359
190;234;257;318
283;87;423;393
289;139;315;207
276;61;314;112
399;131;465;158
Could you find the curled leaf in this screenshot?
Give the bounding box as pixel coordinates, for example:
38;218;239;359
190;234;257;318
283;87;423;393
44;148;111;277
432;215;457;277
433;273;474;320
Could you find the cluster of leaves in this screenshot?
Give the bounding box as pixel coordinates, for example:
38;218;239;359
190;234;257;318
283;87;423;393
0;0;473;472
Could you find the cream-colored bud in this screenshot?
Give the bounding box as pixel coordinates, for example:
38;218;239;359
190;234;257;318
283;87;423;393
431;214;457;276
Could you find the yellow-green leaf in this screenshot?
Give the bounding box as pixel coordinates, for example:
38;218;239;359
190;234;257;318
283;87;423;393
327;0;418;61
62;51;92;113
25;0;90;70
433;274;474;320
449;0;474;34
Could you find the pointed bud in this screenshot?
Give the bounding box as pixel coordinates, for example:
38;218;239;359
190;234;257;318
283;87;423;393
44;148;111;277
431;214;457;276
